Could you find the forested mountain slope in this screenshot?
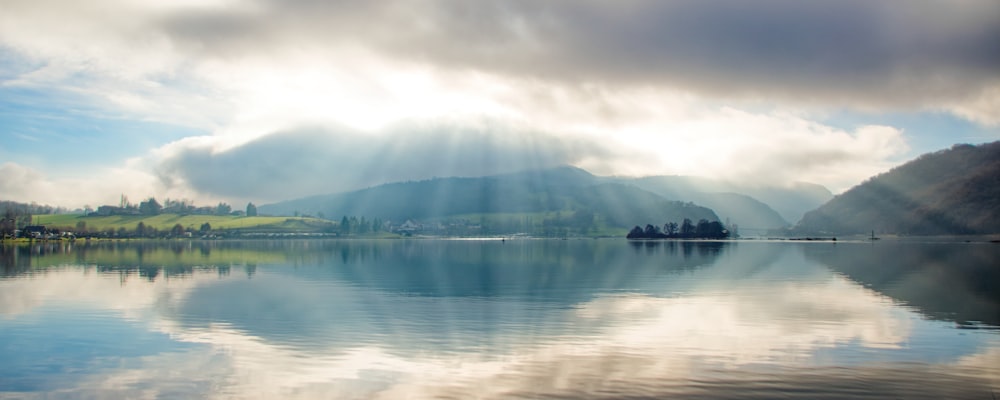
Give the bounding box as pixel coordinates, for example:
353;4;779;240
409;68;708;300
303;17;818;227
796;142;1000;235
261;167;720;230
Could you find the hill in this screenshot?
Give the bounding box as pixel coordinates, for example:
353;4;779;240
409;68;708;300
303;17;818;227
740;182;832;225
628;176;792;230
795;141;1000;235
32;214;333;234
625;176;832;227
260;166;721;233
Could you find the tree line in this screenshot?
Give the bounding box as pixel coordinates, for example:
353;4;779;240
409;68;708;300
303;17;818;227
627;218;729;239
338;216;385;235
81;221;217;239
93;196;259;218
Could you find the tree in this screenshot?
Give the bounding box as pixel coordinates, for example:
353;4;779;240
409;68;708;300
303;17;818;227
75;221;88;233
200;222;212;234
680;218;695;237
644;224;661;235
215;203;231;216
246;202;258;217
139;197;162;215
359;216;369;234
627;225;645;239
663;222;678;236
171;223;185;236
136;222;147;237
1;209;17;238
695;220;728;239
340;216;350;234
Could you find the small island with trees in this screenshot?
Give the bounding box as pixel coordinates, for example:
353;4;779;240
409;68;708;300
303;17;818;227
627;218;729;240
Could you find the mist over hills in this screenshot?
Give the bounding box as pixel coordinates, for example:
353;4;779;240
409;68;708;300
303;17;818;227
626;176;831;226
630;177;781;231
261;166;831;232
796;141;1000;235
260;167;719;231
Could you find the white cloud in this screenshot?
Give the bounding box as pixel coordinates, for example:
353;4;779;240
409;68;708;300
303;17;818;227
947;85;1000;127
1;101;909;209
4;0;998;123
1;0;992;207
0;161;198;209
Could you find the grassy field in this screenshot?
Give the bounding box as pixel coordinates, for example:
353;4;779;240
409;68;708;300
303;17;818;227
32;213;333;232
30;212;627;237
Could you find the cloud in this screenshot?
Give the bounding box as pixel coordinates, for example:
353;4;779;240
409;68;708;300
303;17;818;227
159;0;996;118
148;111;908;202
9;244;998;399
153;123;615;202
1;0;992;207
0;161;191;209
4;0;999;122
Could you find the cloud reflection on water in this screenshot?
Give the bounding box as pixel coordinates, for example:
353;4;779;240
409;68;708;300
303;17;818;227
1;240;998;398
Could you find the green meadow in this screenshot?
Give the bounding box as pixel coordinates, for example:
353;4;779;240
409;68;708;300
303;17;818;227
32;214;333;233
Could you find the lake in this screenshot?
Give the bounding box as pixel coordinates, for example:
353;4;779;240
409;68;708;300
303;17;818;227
1;239;998;399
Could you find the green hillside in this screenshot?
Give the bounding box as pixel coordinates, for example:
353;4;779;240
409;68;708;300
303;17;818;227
33;214;332;233
795;141;1000;235
260;167;721;233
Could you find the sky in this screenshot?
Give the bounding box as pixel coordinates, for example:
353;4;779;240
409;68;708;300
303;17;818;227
1;0;999;209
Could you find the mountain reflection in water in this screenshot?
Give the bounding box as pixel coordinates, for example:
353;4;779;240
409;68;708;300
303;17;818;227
0;239;997;399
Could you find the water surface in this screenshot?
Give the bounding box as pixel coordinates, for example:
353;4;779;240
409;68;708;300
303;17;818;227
1;239;998;398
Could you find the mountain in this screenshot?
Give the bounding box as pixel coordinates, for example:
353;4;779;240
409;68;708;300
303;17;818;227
260;166;721;231
628;176;791;230
795;141;1000;235
626;176;832;227
738;182;833;225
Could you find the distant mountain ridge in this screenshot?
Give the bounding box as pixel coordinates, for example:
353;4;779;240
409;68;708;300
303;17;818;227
796;141;1000;235
629;177;788;230
260;167;721;231
626;176;831;227
260;166;833;232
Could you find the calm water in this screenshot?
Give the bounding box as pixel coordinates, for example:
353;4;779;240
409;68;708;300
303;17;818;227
1;239;998;399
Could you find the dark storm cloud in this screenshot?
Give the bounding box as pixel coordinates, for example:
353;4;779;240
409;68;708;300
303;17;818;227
155;124;612;200
157;0;1000;106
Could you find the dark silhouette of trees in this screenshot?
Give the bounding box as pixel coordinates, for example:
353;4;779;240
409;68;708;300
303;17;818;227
215;203;231;216
162;198;195;214
627;218;729;239
1;201;46;237
1;209;18;238
139;197;162;215
663;222;678;236
246;202;258;217
644;224;661;236
680;218;695;236
695;219;727;238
